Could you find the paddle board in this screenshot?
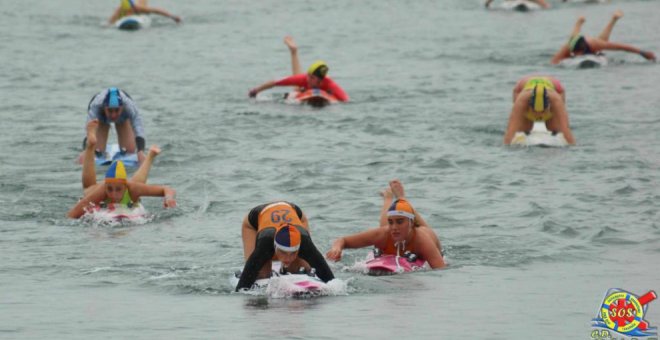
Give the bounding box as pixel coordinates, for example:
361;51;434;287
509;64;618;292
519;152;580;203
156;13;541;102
559;54;607;69
232;261;327;295
500;0;542;11
365;250;428;275
115;15;151;30
95;144;138;168
284;89;338;107
510;121;568;147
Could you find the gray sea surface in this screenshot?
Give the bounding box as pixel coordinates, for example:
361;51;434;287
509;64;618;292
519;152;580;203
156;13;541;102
1;0;659;339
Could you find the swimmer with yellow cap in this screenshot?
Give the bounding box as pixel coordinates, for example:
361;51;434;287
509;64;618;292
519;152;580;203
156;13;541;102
551;11;655;64
504;75;575;145
247;36;349;102
235;201;335;291
67;120;177;218
108;0;182;25
326;179;446;269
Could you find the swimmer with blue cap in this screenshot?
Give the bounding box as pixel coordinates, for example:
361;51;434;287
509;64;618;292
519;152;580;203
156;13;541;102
326;179;446;269
108;0;181;25
235;201;335;291
551;11;655;64
247;36;349;103
79;87;149;165
504;75;575;145
67;119;177;218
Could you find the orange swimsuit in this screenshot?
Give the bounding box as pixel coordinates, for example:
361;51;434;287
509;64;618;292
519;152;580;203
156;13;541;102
381;228;418;255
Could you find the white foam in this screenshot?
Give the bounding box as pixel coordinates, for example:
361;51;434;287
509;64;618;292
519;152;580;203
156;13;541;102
80;205;152;227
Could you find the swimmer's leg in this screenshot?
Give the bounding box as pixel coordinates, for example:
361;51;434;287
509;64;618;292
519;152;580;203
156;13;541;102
96;122;111;154
82;120;99;191
115;120;137;153
130;145;160;184
241;216;257;260
570;16;586;38
598;10;623;42
389;179;406;200
379;185;394;227
284;36;302;75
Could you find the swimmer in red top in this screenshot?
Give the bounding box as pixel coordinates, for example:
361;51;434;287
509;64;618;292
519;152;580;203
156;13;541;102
248;36;349;102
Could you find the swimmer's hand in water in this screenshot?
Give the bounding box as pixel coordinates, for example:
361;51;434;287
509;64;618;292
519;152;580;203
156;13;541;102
163;195;177;208
640;50;656;62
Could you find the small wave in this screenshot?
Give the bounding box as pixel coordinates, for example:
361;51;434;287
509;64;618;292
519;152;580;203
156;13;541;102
81;267;114;275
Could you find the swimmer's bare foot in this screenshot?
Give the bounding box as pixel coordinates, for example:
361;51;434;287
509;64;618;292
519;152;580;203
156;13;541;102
141;145;161;165
148;145;162;157
284;36;297;53
389;179;406;200
86;119;99;148
612;9;623;20
380;187;393;201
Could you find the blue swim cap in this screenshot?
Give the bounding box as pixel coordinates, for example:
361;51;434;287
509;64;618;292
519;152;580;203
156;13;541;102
103;88;123;108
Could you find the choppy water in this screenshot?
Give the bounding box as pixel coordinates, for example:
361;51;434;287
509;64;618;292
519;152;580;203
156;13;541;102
1;0;660;339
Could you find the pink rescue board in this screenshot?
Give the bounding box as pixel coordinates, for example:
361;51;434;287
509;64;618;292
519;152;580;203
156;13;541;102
366;254;427;274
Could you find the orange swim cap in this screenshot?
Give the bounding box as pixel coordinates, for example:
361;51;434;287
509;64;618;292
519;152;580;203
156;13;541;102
387;199;415;219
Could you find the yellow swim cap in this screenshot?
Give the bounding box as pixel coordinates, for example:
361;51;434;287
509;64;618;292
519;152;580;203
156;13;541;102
530;85;548;112
525;85;552;121
307;61;328;79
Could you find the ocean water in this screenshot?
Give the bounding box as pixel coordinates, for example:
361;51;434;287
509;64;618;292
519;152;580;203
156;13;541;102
1;0;659;339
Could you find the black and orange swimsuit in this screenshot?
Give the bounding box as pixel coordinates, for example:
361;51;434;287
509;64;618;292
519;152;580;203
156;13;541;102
236;202;334;291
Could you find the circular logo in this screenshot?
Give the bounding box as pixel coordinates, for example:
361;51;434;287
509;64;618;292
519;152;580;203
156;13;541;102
600;292;644;333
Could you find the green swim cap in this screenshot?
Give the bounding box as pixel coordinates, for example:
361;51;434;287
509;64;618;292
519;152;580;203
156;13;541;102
307;61;328;79
568;35;585;53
